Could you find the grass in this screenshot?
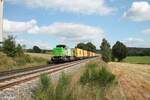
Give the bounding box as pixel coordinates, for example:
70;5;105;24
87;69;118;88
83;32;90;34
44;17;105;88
33;73;75;100
123;56;150;64
26;52;52;59
0;52;48;72
33;61;117;100
108;62;150;100
33;59;150;100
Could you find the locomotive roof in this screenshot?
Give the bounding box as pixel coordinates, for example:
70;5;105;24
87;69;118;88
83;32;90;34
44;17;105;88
56;44;66;48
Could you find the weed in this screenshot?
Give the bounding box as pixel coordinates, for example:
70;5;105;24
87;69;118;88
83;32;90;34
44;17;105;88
34;72;75;100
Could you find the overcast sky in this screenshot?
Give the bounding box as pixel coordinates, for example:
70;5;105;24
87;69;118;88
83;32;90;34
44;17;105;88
3;0;150;49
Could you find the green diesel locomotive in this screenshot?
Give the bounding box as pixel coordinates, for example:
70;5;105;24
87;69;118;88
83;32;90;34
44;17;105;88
51;45;74;63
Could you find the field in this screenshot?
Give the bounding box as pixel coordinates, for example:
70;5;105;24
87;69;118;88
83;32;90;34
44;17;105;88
0;52;49;72
33;59;150;100
123;56;150;64
108;62;150;100
26;52;52;59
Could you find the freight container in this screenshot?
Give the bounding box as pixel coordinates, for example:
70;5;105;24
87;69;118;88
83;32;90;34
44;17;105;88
83;50;88;58
74;48;84;58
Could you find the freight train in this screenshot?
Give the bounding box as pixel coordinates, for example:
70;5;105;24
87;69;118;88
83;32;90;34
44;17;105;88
51;45;96;63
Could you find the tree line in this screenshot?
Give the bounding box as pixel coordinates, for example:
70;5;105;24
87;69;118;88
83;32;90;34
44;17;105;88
76;42;96;52
26;46;51;53
127;47;150;56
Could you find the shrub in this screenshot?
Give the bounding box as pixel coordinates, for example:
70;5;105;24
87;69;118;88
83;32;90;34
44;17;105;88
79;62;116;100
80;62;116;88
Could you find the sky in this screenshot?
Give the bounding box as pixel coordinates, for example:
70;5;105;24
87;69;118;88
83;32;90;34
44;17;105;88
3;0;150;49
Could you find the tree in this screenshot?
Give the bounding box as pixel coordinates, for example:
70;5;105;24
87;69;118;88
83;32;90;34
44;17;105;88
2;36;17;57
76;42;96;52
86;42;96;52
33;46;41;53
112;41;127;62
100;38;111;62
76;43;87;50
2;36;24;57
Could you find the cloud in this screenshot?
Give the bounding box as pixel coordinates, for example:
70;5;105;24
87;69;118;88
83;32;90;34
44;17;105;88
4;19;104;47
124;1;150;21
6;0;115;15
16;39;51;49
31;22;104;43
143;28;150;34
4;19;37;33
123;38;150;47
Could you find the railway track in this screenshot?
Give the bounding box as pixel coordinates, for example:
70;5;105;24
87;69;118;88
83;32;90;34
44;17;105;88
0;57;97;90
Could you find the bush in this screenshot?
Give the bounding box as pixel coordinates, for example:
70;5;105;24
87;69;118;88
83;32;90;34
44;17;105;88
79;62;117;100
80;62;116;88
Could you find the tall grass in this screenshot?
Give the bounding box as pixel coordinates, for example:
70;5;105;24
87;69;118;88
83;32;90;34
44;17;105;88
79;61;117;100
34;73;75;100
0;52;47;72
34;74;54;100
33;61;117;100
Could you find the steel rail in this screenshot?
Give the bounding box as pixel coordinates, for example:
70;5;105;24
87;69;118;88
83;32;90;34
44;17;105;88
0;60;80;82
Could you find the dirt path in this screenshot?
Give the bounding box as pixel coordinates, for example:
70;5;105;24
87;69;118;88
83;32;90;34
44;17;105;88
108;62;150;100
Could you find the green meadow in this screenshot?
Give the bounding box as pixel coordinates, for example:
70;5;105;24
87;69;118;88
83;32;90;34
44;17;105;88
124;56;150;64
